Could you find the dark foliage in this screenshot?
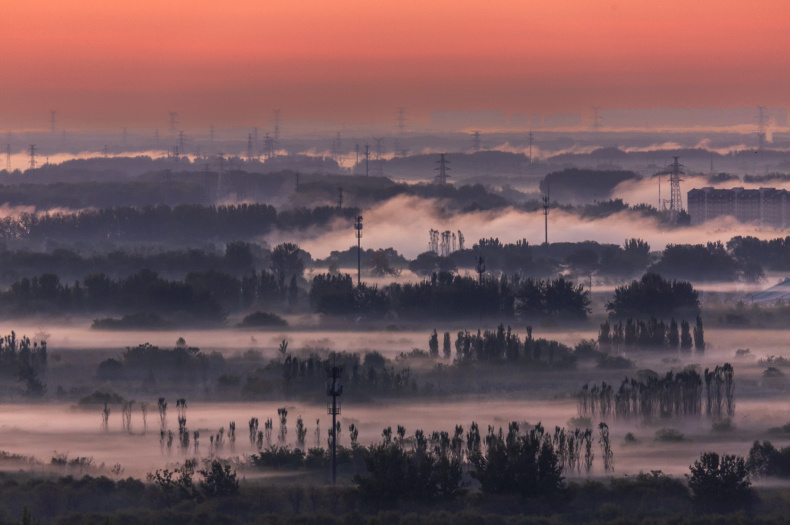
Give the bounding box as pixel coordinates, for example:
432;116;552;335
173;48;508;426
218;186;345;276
607;273;700;320
687;452;753;511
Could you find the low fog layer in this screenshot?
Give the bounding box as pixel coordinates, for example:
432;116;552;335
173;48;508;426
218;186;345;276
267;194;789;260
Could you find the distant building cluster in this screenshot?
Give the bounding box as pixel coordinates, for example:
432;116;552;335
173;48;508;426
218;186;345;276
688;187;790;227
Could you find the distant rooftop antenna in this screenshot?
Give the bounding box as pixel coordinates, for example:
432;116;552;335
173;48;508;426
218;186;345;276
591;106;602;132
50;110;56;135
434;153;451;184
28;144;37;170
168;112;179;134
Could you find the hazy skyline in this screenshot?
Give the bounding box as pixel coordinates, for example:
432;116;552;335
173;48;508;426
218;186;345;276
2;0;788;129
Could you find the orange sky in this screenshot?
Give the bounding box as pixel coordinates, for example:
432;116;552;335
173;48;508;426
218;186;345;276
1;0;789;129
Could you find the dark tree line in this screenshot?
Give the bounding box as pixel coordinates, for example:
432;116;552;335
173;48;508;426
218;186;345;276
0;203;359;243
578;364;734;421
598;316;704;352
309;271;589;320
0;331;47;397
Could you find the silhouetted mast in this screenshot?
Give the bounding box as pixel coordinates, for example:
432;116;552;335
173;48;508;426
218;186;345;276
434;153;451;184
273;109;281;146
28;144;37;170
668;156;684;220
326;363;343;485
396;107;406;134
354;215;363;286
364;144;370;177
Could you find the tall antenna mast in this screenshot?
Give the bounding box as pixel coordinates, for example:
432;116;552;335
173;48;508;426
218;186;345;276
326;362;343;485
434;153;451;184
354;215;363;286
28;144;37;170
471;131;481;153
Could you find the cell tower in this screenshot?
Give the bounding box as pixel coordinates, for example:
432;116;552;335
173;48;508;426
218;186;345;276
396;107;406;134
168;112;179;133
591;106;602;132
757;106;767;151
471;131;481;153
434;153;451;184
475;256;486;285
50;110;56;134
28;145;37;170
326;363;343;485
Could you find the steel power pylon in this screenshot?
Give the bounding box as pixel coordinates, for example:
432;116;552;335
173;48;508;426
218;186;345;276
28;145;37;170
664;156;685;220
434;153;451;184
326;363;343;485
543;185;550;246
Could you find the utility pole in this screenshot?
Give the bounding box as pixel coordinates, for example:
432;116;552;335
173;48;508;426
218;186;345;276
326;363;343;485
543;186;550;246
354;215;363;286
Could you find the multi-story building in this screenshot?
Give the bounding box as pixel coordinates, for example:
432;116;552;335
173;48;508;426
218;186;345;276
688;187;789;227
